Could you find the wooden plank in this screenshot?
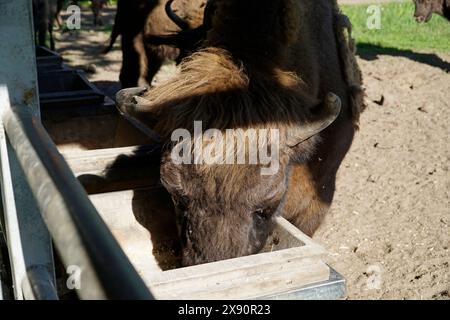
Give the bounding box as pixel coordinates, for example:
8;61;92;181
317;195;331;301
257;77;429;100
154;260;329;300
148;248;328;299
90;188;330;300
43;113;152;153
89;188;179;275
264;217;323;251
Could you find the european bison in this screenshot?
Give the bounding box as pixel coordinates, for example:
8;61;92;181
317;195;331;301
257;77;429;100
103;0;206;88
413;0;450;22
91;0;108;26
117;0;365;266
33;0;63;50
70;0;108;26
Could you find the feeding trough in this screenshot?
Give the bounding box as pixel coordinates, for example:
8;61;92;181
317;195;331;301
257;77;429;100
36;46;64;73
42;105;152;153
62;144;345;299
90;189;342;300
38;69;105;109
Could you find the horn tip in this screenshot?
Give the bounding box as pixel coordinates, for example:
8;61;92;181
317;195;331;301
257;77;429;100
325;92;342;115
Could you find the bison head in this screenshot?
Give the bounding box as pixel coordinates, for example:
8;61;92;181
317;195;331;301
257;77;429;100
115;51;342;267
414;0;436;23
161;158;288;266
157;93;341;266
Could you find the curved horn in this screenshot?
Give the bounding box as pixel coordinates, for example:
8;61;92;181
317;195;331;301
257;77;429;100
146;1;215;53
287;93;342;148
166;0;190;30
116;87;162;143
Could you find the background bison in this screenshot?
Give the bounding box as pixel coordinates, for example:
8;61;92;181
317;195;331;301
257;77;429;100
103;0;206;88
91;0;108;26
413;0;450;22
33;0;63;50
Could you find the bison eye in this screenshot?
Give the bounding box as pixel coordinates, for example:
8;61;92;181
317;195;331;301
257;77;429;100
253;209;270;221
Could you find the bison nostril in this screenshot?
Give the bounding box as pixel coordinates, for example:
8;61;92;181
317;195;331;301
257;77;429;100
181;249;196;267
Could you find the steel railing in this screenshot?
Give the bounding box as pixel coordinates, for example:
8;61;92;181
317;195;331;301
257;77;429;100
0;0;153;300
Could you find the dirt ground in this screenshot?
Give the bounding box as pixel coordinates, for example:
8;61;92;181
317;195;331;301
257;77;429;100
315;52;450;300
54;6;449;300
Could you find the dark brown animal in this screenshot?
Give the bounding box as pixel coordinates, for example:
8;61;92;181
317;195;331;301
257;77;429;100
413;0;450;22
91;0;108;26
103;0;206;88
33;0;64;50
117;0;365;266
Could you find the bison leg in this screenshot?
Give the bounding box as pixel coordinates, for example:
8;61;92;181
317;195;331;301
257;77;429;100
37;23;47;48
48;21;55;50
120;37;142;88
144;48;164;86
120;33;155;88
34;0;48;48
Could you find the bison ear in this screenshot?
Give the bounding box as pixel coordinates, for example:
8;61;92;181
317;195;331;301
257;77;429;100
286;92;342;148
115;87;162;143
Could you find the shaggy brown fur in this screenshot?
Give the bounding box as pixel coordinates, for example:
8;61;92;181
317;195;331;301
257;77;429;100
91;0;108;26
104;0;206;87
334;8;366;126
117;0;365;266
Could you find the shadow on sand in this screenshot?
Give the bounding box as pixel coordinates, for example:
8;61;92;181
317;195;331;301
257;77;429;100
357;43;450;72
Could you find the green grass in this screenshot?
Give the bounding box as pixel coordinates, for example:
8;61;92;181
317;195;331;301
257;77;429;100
68;0;117;8
341;2;450;53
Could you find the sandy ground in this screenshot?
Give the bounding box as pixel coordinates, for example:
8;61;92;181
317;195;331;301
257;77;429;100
339;0;407;4
53;6;449;300
315;53;450;300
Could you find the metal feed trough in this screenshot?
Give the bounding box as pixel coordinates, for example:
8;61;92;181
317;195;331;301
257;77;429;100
36;46;64;73
38;69;105;109
0;0;346;300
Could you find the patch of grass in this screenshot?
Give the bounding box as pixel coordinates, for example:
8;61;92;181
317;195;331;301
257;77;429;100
70;0;90;8
65;0;117;9
341;2;450;53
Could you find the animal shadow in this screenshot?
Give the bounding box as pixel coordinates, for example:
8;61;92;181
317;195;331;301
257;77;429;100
78;145;182;271
357;43;450;72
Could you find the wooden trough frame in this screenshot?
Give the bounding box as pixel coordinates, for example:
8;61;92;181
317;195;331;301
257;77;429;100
36;46;64;73
62;142;346;300
38;70;105;108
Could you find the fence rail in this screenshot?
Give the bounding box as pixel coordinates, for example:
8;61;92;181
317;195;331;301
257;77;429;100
0;0;153;300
